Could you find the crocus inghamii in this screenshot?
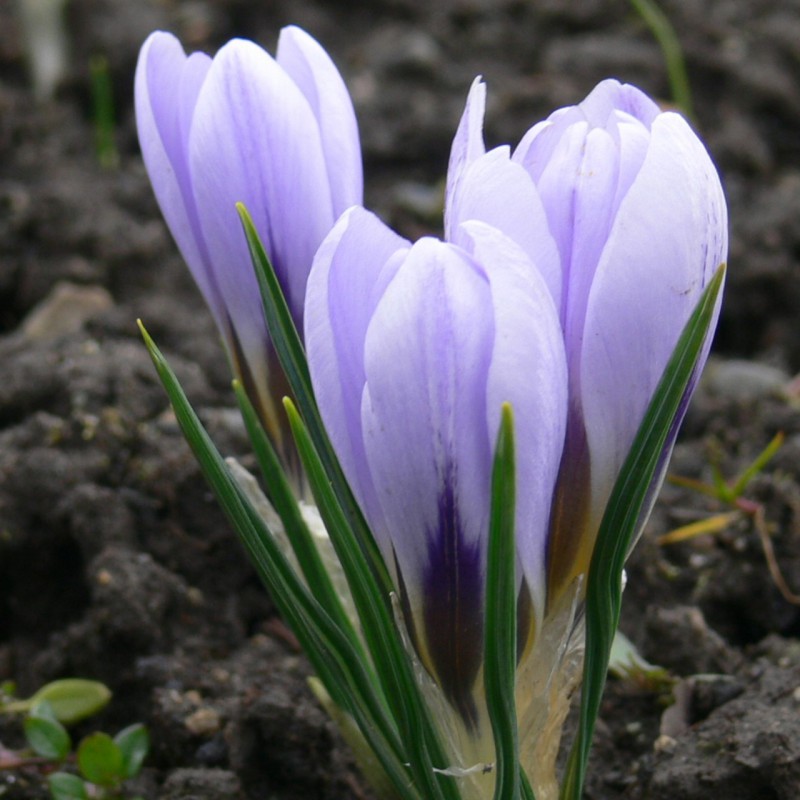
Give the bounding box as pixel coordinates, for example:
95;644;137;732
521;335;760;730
135;27;362;466
306;207;569;790
446;78;728;607
305;79;726;796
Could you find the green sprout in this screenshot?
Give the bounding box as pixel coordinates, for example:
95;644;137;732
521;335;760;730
629;0;694;119
608;631;674;693
0;678;148;800
90;55;119;169
660;432;799;603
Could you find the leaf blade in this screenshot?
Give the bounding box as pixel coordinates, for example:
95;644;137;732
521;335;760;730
561;264;726;800
484;404;524;800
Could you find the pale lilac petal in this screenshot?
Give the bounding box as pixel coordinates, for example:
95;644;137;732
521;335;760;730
361;239;494;594
360;237;495;721
560;126;621;361
447;147;562;308
134;33;221;324
444;77;487;242
189;38;335;336
305;206;410;532
512;107;584;183
457;221;568;619
277;26;363;213
580;112;728;523
609;115;651;215
519;120;587;320
578;79;661;129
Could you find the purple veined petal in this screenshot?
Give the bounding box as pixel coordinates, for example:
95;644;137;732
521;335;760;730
305;206;411;534
580;111;728;527
134;33;222;326
447;147;562;309
457;220;568;621
277;26;363;213
609;115;651;217
360;237;495;724
517;120;587;324
512;107;584;184
444;76;487;242
189;38;336;337
559;125;621;363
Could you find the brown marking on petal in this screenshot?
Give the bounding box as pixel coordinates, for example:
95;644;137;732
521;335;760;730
546;409;592;611
516;579;536;665
227;319;306;492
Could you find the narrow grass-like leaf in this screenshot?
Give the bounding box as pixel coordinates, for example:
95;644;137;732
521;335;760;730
561;264;725;800
237;206;460;798
232;379;365;660
484;404;524;800
284;398;460;800
235;204;394;598
138;322;419;800
629;0;693;118
521;772;536;800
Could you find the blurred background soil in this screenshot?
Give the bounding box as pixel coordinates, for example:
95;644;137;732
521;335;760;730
2;0;800;797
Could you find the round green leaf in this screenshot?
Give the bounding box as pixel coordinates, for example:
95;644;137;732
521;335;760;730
24;712;71;760
77;732;123;788
29;680;112;725
48;772;89;800
114;723;150;778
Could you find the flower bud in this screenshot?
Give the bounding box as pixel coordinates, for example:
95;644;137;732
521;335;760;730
135;27;362;456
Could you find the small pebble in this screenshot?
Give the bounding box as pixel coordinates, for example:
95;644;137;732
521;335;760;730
185;707;222;736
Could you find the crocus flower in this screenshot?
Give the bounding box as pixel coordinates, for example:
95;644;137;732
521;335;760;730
135;27;362;456
305;79;726;794
446;78;728;605
306;207;568;734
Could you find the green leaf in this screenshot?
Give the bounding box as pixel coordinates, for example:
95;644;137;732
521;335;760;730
483;404;524;800
27;679;111;725
4;680;111;723
561;264;726;800
114;723;150;779
608;630;671;689
283;399;459;800
232;380;364;658
237;205;459;800
77;732;123;787
48;772;89;800
138;322;421;800
235;205;394;599
25;703;71;760
629;0;693;118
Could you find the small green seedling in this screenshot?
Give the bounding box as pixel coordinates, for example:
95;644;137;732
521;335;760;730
0;678;148;799
90;55;119;169
628;0;693;118
608;630;674;693
48;724;150;800
660;432;799;603
2;678;112;724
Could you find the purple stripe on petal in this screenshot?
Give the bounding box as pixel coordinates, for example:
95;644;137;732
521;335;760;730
421;468;484;729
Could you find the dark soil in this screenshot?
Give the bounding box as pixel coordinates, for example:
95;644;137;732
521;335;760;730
2;0;800;798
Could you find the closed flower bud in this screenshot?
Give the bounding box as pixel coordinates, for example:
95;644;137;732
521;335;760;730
135;27;362;462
